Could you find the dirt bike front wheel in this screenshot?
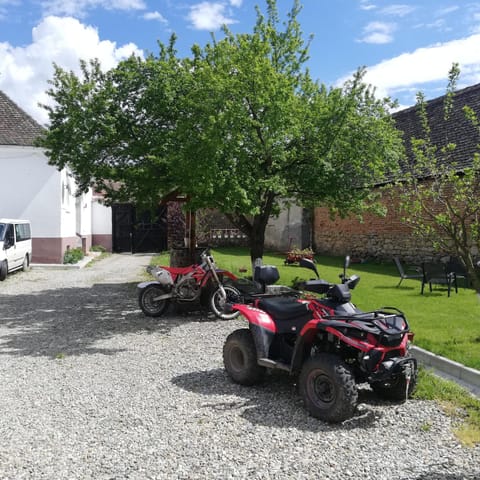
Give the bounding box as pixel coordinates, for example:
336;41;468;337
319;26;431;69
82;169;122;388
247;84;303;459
210;285;242;320
139;284;170;317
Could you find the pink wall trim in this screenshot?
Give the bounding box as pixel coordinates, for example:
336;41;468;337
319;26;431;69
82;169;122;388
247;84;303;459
92;234;112;252
32;236;79;264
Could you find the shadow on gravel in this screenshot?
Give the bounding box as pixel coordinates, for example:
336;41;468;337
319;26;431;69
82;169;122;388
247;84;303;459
0;282;202;358
171;368;400;432
413;475;480;480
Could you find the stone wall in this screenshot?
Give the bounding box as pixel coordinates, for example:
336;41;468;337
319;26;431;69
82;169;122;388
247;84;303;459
313;192;438;263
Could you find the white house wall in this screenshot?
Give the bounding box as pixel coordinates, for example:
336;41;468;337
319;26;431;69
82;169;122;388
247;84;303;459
91;197;112;251
265;203;310;252
0;146;62;236
0;145;92;263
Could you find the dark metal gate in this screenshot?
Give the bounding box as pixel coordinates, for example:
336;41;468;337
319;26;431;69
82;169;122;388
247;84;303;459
112;204;167;253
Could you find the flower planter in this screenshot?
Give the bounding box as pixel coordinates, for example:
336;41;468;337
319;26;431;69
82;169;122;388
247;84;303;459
284;250;314;265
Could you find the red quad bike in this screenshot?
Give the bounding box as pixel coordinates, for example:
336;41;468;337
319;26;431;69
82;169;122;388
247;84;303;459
222;256;418;423
137;248;238;317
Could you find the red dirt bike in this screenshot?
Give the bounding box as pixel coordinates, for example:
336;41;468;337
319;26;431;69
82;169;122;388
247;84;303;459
137;248;238;317
222;257;417;423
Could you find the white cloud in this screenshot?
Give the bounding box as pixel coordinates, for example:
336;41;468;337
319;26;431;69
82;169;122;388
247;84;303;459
435;6;460;16
380;4;416;17
143;11;167;23
359;0;376;11
0;0;18;19
229;0;242;6
351;34;480;102
0;16;143;124
40;0;146;18
188;2;237;30
358;21;396;44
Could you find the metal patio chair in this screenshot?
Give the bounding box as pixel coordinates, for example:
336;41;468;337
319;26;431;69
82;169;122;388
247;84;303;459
393;257;423;287
421;262;458;297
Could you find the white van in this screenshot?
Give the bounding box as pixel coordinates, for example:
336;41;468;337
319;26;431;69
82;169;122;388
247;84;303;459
0;219;32;281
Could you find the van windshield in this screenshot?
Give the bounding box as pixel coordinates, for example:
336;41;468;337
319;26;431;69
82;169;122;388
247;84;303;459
0;223;5;241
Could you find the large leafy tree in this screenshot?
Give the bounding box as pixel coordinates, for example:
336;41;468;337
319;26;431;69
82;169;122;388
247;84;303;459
397;64;480;294
40;0;404;262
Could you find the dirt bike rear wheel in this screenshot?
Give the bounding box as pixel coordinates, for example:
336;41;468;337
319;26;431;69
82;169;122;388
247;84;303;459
139;284;170;317
210;285;242;320
223;329;265;385
299;353;358;423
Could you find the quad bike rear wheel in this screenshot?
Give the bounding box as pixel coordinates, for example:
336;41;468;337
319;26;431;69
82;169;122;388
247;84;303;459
139;284;170;317
299;353;358;423
223;328;265;385
210;285;242;320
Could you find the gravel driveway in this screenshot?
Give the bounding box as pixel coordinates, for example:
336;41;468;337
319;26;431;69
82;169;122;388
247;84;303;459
0;253;479;480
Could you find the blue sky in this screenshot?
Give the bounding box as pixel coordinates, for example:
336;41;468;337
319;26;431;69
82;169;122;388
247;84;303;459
1;0;480;124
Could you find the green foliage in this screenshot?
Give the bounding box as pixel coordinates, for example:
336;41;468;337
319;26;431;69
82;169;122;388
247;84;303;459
40;1;403;262
63;247;84;264
90;245;107;252
396;64;480;292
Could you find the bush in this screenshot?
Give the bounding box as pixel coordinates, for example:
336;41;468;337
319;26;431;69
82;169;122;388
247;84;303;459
63;247;84;264
90;245;107;253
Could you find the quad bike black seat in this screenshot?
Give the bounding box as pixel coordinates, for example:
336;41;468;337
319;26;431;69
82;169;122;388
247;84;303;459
257;297;313;333
254;265;280;292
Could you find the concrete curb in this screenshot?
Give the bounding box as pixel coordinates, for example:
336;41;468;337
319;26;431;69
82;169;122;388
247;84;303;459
412;345;480;398
31;252;101;270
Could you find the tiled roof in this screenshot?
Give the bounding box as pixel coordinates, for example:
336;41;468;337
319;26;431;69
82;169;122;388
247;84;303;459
0;90;44;146
393;82;480;171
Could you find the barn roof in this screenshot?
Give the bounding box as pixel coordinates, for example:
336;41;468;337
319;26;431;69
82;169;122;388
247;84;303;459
392;82;480;171
0;90;44;146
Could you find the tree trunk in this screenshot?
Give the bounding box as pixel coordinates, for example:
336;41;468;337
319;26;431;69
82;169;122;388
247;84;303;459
248;205;273;263
469;266;480;295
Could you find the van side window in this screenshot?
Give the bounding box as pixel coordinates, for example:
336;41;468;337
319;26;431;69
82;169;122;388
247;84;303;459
15;224;31;242
6;224;14;243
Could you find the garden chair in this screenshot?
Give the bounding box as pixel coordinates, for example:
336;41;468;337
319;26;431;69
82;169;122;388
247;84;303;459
446;257;469;288
421;262;458;297
393;257;423;287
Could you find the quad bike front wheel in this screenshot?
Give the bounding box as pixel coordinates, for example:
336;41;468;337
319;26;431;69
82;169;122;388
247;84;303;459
299;353;358;423
210;285;242;320
223;328;265;385
138;284;170;317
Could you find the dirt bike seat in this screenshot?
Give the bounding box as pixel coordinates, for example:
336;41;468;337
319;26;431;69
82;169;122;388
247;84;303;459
168;266;201;275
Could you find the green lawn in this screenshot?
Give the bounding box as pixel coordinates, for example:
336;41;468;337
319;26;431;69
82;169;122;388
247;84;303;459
153;246;480;370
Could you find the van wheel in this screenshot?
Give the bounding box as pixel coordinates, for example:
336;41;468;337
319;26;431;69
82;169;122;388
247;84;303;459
0;260;7;281
22;255;30;272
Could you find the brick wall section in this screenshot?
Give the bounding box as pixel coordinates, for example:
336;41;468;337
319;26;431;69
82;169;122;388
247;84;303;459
313;81;480;263
313;191;436;263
